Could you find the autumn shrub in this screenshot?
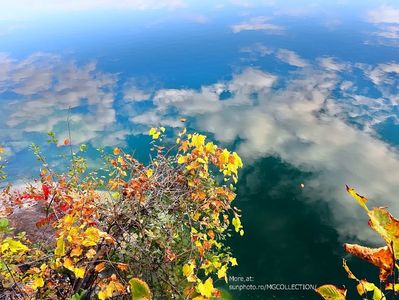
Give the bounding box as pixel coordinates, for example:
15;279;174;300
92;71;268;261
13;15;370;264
0;127;243;299
316;186;399;300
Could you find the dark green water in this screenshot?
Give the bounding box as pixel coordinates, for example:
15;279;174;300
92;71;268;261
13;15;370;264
228;157;379;299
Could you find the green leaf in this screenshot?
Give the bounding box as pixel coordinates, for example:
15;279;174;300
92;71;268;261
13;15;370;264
368;207;399;257
70;290;86;300
356;280;386;300
315;284;346;300
129;278;151;300
0;218;11;233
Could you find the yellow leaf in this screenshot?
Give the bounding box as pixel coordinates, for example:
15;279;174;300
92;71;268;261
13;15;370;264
177;156;186;164
40;263;48;272
232;217;243;233
148;128;157;136
146;169;153;178
63;258;74;272
82;227;101;246
197;278;214;298
191;134;206;148
148;127;161;139
31;277;44;290
64;214;75;225
1;238;29;254
98;291;107;300
229;257;238;266
205;142;215;153
346;185;368;211
217;265;228;282
74;267;85;279
219;149;230;165
183;261;196;282
385;283;399;291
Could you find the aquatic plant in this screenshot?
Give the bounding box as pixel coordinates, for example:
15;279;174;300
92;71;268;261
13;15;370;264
0;127;243;299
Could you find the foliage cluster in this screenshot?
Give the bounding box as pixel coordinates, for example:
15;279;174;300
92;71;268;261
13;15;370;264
316;186;399;300
0;127;243;299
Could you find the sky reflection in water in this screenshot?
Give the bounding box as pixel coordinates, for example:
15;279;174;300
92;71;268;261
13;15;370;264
1;1;399;298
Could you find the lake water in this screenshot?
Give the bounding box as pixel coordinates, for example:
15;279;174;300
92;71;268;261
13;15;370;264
1;1;399;299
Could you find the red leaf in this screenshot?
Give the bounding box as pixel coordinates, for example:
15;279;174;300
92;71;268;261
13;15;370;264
42;184;50;200
36;214;55;227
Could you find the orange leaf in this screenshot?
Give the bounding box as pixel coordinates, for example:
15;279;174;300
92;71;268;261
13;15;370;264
116;263;129;272
344;243;394;282
95;262;106;272
113;148;120;156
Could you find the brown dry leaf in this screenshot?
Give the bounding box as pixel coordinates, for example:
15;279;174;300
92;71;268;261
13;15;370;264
343;243;393;282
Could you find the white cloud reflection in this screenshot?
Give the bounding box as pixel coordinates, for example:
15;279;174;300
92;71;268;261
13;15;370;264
231;16;284;34
3;49;399;243
276;49;308;67
127;55;399;243
368;5;399;24
0;53;127;149
366;5;399;47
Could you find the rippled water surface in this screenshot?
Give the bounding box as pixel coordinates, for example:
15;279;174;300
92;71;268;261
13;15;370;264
2;1;399;298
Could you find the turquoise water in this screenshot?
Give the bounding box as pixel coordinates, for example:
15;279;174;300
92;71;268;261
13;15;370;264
2;1;399;298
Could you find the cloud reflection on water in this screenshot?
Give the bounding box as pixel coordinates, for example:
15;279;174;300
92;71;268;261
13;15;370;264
2;44;399;243
0;53;127;150
125;49;399;243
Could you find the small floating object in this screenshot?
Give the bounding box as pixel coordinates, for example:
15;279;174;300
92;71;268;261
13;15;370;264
300;183;305;188
180;118;187;123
